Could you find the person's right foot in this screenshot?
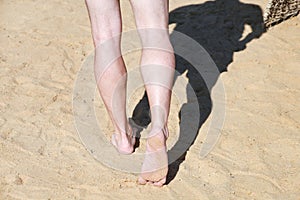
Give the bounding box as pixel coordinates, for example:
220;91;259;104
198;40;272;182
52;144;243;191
138;127;168;187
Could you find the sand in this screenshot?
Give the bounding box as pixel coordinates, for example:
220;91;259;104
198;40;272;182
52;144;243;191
0;0;299;199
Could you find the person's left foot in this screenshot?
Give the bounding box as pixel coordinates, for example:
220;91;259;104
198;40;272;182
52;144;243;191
111;125;136;154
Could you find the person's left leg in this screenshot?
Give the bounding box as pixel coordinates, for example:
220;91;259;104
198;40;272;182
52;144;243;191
85;0;135;154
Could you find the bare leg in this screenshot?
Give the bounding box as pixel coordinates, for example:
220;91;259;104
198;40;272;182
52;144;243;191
86;0;135;154
130;0;175;186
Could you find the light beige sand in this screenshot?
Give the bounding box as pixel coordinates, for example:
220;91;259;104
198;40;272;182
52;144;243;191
1;0;300;199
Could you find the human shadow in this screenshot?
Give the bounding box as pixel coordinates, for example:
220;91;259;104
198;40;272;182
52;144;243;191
130;0;265;184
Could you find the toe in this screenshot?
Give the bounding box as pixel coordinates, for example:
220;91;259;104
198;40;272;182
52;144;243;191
153;177;166;187
138;177;147;185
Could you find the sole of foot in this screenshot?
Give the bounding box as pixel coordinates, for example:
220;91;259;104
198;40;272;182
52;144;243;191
138;127;168;187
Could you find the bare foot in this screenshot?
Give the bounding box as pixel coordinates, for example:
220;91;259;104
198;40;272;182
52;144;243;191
138;127;168;187
111;125;136;155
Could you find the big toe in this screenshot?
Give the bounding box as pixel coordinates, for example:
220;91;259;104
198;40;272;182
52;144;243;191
138;176;147;185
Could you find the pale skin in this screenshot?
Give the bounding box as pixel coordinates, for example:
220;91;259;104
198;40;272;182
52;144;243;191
85;0;175;187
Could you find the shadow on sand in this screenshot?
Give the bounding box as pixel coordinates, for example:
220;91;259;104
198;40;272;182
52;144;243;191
130;0;265;184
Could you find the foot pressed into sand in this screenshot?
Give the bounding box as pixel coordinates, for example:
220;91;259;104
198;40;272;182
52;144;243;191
138;127;169;187
111;125;136;155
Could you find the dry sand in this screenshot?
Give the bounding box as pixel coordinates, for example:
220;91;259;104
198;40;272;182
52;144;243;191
0;0;300;199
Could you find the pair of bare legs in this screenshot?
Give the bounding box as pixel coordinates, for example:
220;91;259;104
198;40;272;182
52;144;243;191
85;0;175;187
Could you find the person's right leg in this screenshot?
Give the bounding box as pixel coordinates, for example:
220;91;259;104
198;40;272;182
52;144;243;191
130;0;175;186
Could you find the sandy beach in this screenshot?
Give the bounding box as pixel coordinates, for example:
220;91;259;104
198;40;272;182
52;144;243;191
1;0;300;199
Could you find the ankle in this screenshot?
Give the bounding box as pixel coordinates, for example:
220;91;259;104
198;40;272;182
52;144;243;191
148;125;168;138
115;123;132;136
146;129;167;150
